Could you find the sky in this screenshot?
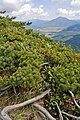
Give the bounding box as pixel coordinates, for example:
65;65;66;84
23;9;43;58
0;0;80;21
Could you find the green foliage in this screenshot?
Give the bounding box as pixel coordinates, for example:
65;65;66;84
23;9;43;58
41;50;80;116
27;21;32;26
1;16;80;116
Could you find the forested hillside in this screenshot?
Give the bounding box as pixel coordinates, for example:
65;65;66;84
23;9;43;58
52;23;80;52
65;34;80;52
0;16;80;120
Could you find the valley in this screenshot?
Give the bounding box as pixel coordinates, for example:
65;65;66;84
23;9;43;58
36;27;63;37
27;17;80;52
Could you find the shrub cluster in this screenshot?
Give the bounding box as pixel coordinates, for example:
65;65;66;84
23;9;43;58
0;16;80;116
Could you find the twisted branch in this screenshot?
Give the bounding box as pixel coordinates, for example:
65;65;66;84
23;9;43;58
0;85;12;97
0;85;12;92
53;101;63;120
34;103;56;120
69;90;80;110
40;62;52;66
1;89;80;120
62;112;80;120
63;115;69;120
38;111;46;120
1;89;51;120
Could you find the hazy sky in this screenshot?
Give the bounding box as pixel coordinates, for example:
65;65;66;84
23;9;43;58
0;0;80;20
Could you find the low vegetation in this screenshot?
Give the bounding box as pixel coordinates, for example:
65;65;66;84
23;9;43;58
0;15;80;119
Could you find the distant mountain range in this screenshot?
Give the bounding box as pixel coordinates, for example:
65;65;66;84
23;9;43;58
26;17;80;52
27;19;48;28
65;34;80;52
52;23;80;52
63;23;80;31
52;23;80;41
27;17;80;28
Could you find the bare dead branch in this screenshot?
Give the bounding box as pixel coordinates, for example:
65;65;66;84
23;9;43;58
34;103;56;120
63;115;69;120
0;85;12;97
69;90;80;110
62;112;80;120
0;85;12;92
0;113;11;120
40;62;52;66
53;101;63;120
1;89;51;120
0;91;6;97
0;114;6;120
38;111;46;119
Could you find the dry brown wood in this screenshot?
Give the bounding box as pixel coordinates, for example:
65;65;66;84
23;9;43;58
1;89;51;120
34;103;56;120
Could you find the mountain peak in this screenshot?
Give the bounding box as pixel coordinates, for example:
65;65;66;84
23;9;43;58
53;16;69;21
26;16;79;28
56;16;69;20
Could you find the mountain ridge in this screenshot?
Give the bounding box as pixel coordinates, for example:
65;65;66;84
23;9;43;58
27;17;80;28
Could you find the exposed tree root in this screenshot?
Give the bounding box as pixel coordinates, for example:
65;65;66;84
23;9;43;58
34;103;56;120
0;85;12;92
53;101;63;120
1;89;50;120
62;112;80;120
0;85;12;97
0;89;80;120
38;111;46;120
69;90;80;109
40;62;53;66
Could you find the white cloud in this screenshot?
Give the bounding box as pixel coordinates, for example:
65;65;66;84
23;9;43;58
0;0;31;12
58;8;80;17
0;0;49;20
3;0;18;4
71;0;80;6
11;4;49;20
51;0;64;2
12;4;31;16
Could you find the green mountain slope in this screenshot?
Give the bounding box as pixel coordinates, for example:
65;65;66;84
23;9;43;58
0;16;75;89
1;16;80;118
65;34;80;52
52;23;80;52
